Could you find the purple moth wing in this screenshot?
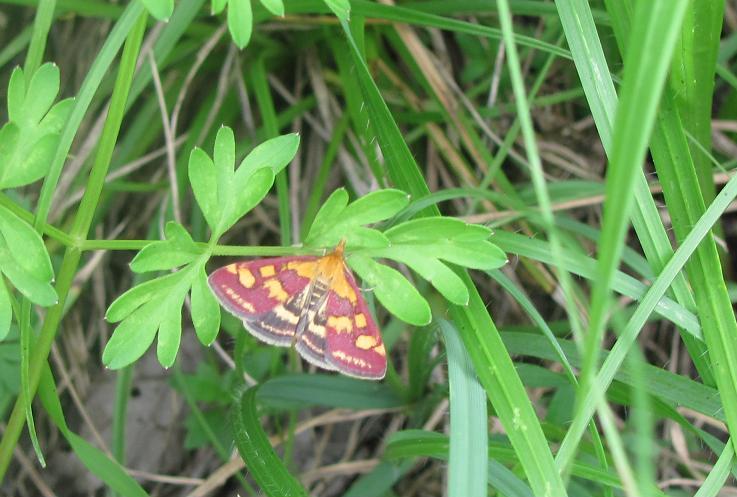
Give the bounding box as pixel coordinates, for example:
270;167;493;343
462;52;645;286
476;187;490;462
323;267;387;380
208;256;317;346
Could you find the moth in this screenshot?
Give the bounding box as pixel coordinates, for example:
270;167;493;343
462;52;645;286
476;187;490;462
208;241;386;379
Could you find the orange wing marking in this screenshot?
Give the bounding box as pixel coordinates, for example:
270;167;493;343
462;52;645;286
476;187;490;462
355;335;378;350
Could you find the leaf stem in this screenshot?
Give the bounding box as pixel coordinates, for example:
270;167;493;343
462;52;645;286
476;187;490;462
0;8;148;481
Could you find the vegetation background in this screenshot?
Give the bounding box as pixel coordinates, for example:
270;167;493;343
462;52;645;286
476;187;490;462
1;0;736;496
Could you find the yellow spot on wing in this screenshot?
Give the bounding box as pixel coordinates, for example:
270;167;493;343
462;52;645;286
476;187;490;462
355;313;367;328
355;335;377;350
374;344;386;357
238;268;255;288
264;279;289;303
225;264;237;274
260;265;276;277
327;316;353;334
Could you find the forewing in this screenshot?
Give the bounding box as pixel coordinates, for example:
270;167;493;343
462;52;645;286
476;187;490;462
208;256;316;346
324;268;386;379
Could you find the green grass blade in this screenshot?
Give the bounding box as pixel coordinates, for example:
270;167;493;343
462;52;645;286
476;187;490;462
694;441;734;497
23;0;56;81
231;386;310;497
671;1;724;203
559;0;711;387
561;0;688;471
339;18;567;497
439;320;487;496
0;6;147;479
557;158;737;468
37;366;149;497
251;56;291;245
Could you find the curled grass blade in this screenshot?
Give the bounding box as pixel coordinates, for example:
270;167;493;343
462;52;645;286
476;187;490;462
231;386;310;497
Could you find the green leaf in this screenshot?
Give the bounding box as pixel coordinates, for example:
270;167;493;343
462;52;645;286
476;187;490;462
103;300;161;369
220;167;275;234
39;97;74;133
237;132;300;178
213;126;235;205
105;272;182;322
0;279;11;341
228;0;253;49
349;255;431;326
232;387;310;497
23;63;60;124
6;67;25;121
129;223;201;273
340;189;410;226
0;247;56;306
212;0;227;14
305;187;349;241
386;218;491;243
323;0;350;21
156;293;184;368
344;227;391;249
0;205;53;282
0;63;71;188
258;0;284;16
191;266;220;345
258;373;404;410
188;147;220;231
371;247;469;305
433;240;507;270
140;0;173;21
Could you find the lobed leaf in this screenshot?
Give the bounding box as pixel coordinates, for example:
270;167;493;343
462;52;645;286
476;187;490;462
6;67;25;121
213;126;235;204
102;300;161;369
371;247;469;305
191;266;220;346
0;64;72;188
220;168;275;234
340;189;410;226
105;272;182;322
429;240;507;270
188;147;219;231
305;187;349;242
24;63;60;125
237;132;300;179
129;223;201;273
156;292;185;368
349;255;431;326
0;244;56;306
0;205;53;282
385;217;491;243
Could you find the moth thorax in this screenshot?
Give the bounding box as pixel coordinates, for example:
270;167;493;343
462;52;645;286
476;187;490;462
310;279;330;305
